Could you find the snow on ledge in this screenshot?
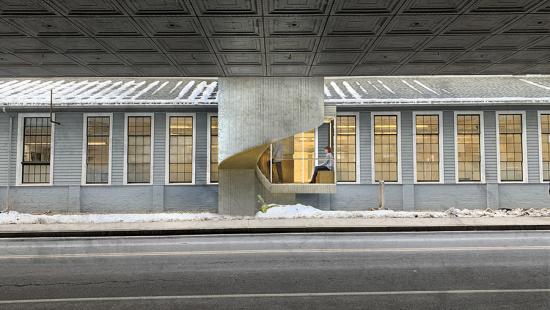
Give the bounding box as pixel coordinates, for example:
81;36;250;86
1;205;550;225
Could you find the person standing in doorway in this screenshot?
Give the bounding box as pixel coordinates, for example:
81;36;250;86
272;141;284;183
310;146;334;183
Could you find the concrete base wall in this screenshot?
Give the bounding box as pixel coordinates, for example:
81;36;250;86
0;185;218;213
296;184;549;211
0;183;546;213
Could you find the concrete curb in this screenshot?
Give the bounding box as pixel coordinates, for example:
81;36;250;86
1;217;550;237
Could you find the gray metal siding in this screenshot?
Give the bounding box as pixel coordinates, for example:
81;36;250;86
9;116;17;185
3;107;550;213
164;185;218;211
9;186;73;213
499;184;548;209
111;113;125;185
0;114;8;186
331;185;403;211
359;112;370;184
526;110;540;183
401;111;414;183
443;111;455;183
414;184;486;210
484;111;498;183
53;112;83;185
195;113;208;185
153;112;165;185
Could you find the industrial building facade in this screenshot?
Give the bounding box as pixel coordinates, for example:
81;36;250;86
1;75;550;214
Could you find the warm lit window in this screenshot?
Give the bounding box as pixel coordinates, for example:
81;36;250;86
540;114;550;181
415;114;440;182
293;129;315;183
373;114;398;182
498;113;524;182
21;116;52;184
84;115;111;184
209;115;218;183
126;115;152;184
456;114;481;182
168;115;194;184
337;115;357;182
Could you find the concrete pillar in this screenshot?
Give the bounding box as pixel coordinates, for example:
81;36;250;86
217;77;324;215
218;169;257;216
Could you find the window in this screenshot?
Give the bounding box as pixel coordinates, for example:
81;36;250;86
83;115;111;184
337;115;357;182
414;113;441;182
497;113;525;182
125;115;153;184
373;114;399;182
293;129;316;183
167;114;194;184
540;113;550;181
456;114;482;182
19;116;53;184
208;115;218;183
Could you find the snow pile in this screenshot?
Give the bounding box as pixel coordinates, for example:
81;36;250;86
0;211;222;225
1;205;550;225
255;205;550;219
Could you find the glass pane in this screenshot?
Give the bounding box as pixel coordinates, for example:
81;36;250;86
336;115;356;182
542;115;550;181
416;115;439;182
22;117;51;184
86;116;110;184
457;114;481;182
374;115;398;182
169;116;194;183
127;116;151;184
499;114;523;182
210;116;219;183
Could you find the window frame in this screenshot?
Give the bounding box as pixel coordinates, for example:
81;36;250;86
16;113;55;186
370;112;402;184
413;111;444;184
336;112;360;184
207;112;218;185
165;112;196;185
81;113;113;186
453;111;485;184
496;111;528;184
538;110;550;183
123;113;155;186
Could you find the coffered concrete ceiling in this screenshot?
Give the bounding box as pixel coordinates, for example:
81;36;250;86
1;0;550;77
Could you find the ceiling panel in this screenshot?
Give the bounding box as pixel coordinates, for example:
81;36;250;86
190;0;259;16
121;0;191;16
1;0;550;77
264;0;329;15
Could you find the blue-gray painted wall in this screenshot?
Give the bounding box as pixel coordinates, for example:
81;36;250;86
1;106;549;213
0;111;218;213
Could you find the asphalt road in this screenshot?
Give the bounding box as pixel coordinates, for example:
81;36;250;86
0;231;549;309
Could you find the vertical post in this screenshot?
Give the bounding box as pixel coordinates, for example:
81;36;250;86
378;180;385;209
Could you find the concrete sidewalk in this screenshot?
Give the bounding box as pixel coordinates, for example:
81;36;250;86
1;217;550;237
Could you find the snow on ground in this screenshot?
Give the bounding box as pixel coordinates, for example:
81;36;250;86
0;211;222;225
255;204;550;219
1;204;550;225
